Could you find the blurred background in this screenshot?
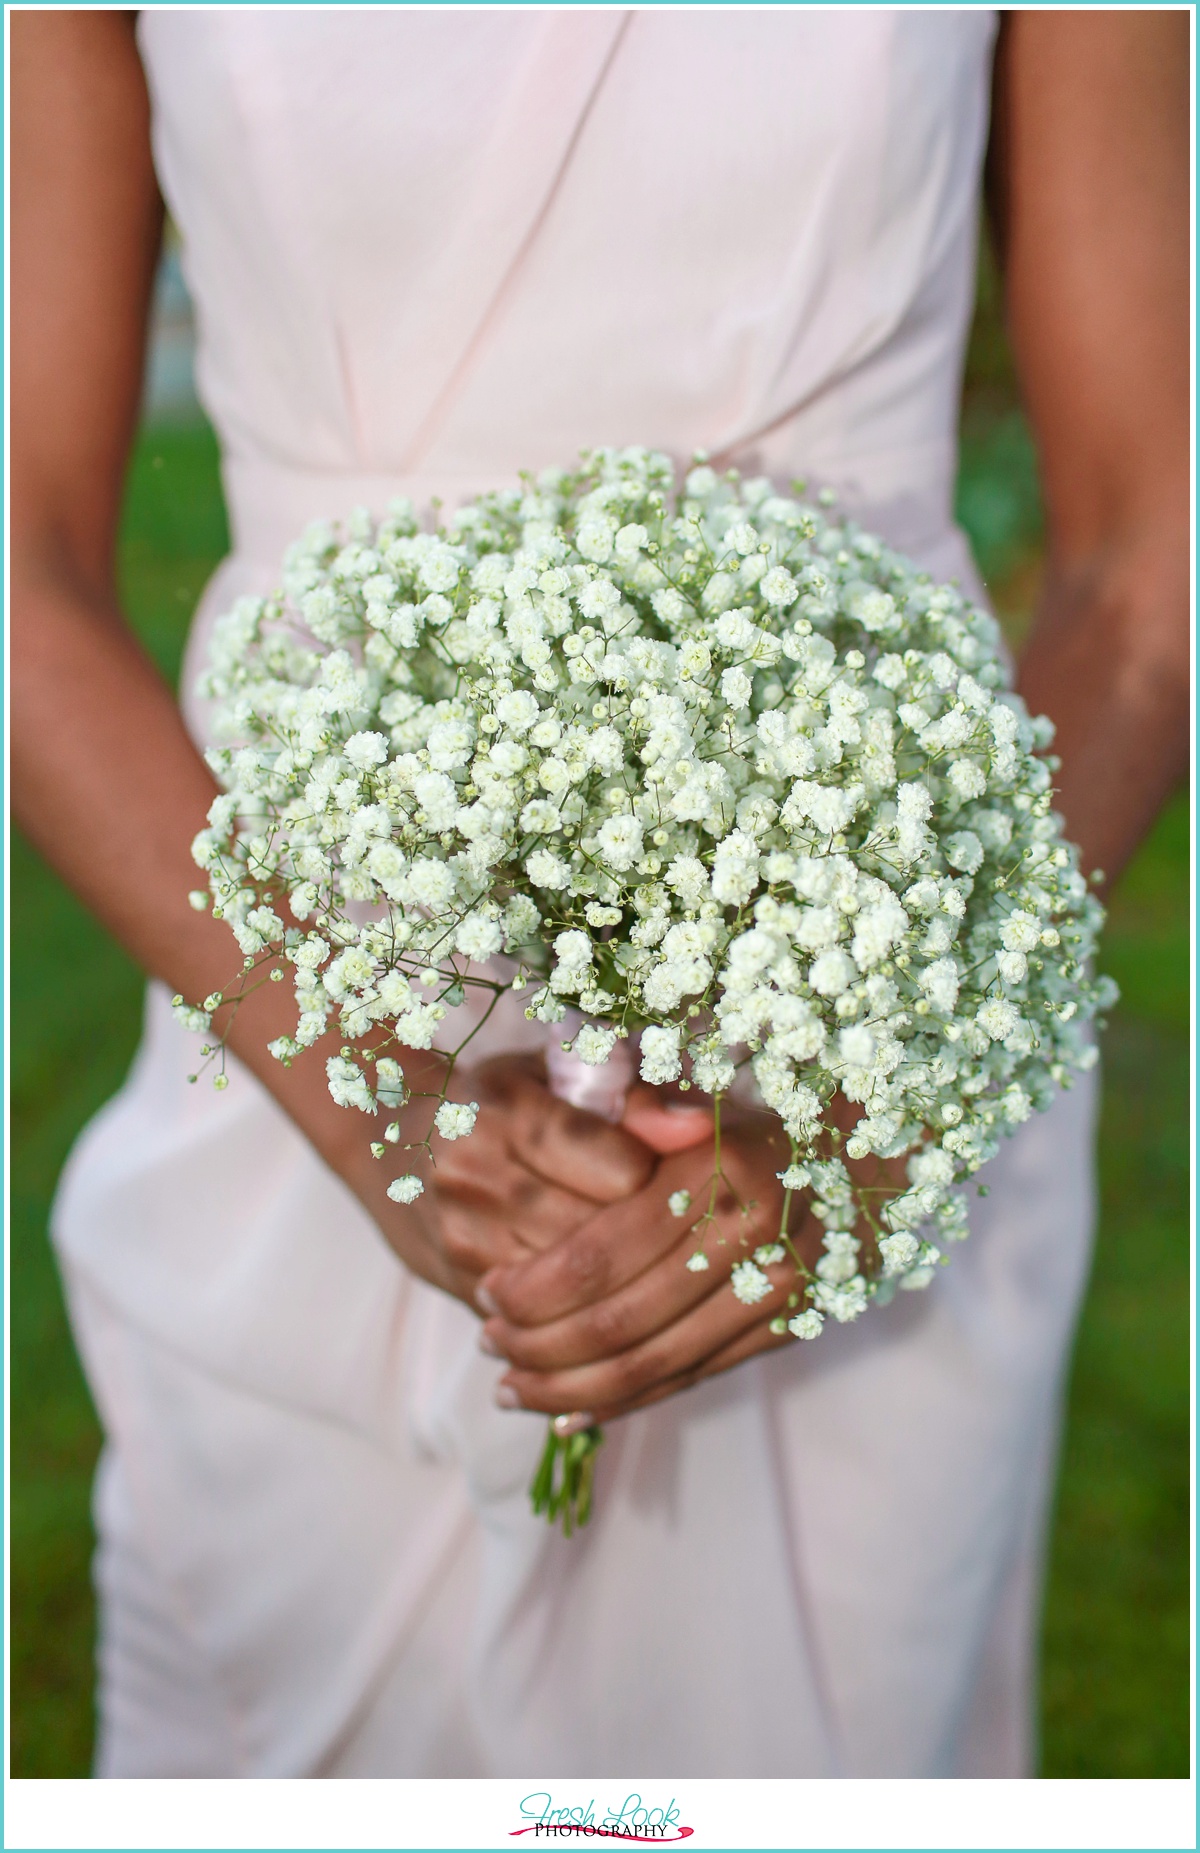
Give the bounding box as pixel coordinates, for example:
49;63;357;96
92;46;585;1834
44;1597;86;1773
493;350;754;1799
11;232;1190;1778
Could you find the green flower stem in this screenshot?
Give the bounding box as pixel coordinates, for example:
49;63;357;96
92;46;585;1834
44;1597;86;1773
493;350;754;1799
530;1422;605;1536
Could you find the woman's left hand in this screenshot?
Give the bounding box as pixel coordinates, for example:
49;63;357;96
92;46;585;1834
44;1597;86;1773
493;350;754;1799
477;1105;825;1424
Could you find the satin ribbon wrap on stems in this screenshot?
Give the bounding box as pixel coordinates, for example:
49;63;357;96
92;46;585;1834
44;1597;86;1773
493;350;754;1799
533;1015;635;1531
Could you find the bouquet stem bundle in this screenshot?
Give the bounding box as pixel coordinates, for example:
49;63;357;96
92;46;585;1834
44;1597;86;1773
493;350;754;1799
531;1422;605;1535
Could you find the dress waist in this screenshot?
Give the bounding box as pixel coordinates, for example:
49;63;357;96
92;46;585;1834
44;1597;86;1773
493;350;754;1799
220;455;531;572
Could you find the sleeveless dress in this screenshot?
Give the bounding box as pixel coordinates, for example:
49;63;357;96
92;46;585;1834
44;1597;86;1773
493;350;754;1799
52;9;1098;1779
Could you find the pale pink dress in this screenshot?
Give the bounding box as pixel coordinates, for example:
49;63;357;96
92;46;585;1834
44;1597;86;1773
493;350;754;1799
52;9;1098;1778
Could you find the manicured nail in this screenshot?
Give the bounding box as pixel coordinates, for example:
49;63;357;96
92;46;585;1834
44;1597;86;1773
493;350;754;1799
475;1283;499;1316
477;1328;502;1357
495;1382;522;1409
552;1411;595;1438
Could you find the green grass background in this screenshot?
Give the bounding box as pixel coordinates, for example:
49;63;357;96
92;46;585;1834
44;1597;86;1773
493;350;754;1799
10;264;1190;1777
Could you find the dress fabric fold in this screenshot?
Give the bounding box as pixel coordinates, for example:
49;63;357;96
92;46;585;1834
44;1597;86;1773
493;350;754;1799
53;8;1098;1777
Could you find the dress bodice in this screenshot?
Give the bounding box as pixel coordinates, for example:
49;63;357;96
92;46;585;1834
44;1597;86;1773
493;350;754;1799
139;10;996;580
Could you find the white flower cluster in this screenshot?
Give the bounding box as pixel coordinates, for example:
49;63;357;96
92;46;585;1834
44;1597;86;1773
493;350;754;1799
189;448;1113;1338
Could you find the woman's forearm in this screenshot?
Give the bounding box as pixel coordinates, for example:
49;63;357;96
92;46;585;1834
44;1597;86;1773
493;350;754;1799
995;12;1189;891
11;558;380;1172
14;563;228;989
1017;516;1190;890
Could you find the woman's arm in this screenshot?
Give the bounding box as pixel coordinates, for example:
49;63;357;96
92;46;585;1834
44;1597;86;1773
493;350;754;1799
994;9;1190;888
482;9;1192;1421
11;13;653;1305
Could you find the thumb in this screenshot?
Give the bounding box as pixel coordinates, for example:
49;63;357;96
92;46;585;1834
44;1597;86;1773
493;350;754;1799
620;1083;715;1155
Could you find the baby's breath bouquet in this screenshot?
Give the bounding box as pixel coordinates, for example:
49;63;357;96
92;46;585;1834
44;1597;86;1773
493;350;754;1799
183;448;1114;1531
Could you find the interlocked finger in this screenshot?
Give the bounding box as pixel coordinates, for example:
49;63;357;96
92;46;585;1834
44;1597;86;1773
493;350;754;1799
481;1226;717;1370
583;1312;798;1424
477;1142;753;1328
492;1252;795;1415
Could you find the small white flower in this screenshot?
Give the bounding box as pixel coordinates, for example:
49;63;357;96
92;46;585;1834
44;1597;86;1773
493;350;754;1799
370;1061;404;1113
814;1276;869;1323
730;1260;773;1305
948;757;987;800
665;854;709;908
412;770;459;830
908;1145;954;1189
759;566;798;608
945;829;984;874
576;516;614;562
726;522;759;556
701;570;737;612
495;689;540;734
419;544;460;592
434;1100;478;1140
753;1243;785;1266
788;1310;824;1340
393;1001;445;1049
401;858;455;909
1001;909;1042;953
809;948;857;997
848;587;897;633
596;813;644;871
640;1024;682;1084
426;718;474;771
878;1230;921;1276
711;829;760;905
386;1174;425;1204
574;1023;617;1065
919;956;960;1013
721;666;753;711
343;730;389;770
171;998;211;1035
554;928;592;970
668;1189;693;1218
614;522;648;562
525;848;572;889
977;997;1020;1041
678;639;712;682
838;1024;876;1067
454;913;505;960
778;1164;812;1191
691;1047;736;1093
326;1055;376;1113
685;1250;710;1272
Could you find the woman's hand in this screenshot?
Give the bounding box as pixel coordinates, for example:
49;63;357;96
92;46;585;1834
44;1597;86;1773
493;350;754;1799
476;1108;826;1423
352;1052;656;1307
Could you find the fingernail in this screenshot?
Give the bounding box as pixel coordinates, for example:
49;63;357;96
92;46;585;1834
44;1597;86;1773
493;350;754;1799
552;1410;595;1438
475;1283;499;1316
494;1383;522;1409
477;1328;502;1357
